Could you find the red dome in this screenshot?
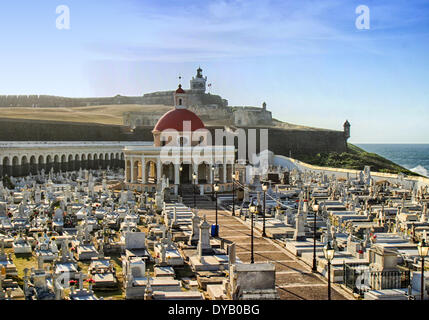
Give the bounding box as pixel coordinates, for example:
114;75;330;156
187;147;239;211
153;108;205;132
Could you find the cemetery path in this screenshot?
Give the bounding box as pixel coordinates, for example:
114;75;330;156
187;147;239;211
201;207;354;300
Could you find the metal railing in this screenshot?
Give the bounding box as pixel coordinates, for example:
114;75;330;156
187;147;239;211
343;263;410;297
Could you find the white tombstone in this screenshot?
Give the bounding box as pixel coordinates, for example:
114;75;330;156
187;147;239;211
197;215;211;254
125;232;146;250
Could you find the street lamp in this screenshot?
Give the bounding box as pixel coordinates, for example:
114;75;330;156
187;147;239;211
211;166;215;200
249;203;256;264
192;172;197;208
214;183;220;237
418;238;429;300
262;183;268;237
324;241;335;300
232;173;236;217
312;207;318;273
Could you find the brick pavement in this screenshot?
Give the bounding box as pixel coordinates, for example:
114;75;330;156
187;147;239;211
200;207;353;300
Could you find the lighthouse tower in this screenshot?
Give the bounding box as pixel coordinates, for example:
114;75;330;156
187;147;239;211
190;67;207;93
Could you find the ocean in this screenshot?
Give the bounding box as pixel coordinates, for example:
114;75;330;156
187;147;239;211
356;144;429;177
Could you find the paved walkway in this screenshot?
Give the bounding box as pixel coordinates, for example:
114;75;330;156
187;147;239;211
201;206;353;300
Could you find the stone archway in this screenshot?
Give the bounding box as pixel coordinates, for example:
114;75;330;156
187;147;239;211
198;162;210;184
120;153;125;169
162;163;175;182
145;160;157;184
38;155;45;173
179;163;192;184
12;156;20;177
81;154;87;170
98;153;104;170
2;157;11;177
53;155;60;173
75;154;81;170
59;154;68;172
68;155;74;171
93;154;99;170
21;156;29;177
46;155;53;173
110;153;115;168
88;154;93;170
30;156;37;175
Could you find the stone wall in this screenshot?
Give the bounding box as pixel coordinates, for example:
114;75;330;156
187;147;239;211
0;95;145;108
0;119;347;158
140;90;228;108
0;92;228;109
233;107;272;126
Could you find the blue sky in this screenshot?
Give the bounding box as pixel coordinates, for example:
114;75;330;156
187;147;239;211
0;0;428;143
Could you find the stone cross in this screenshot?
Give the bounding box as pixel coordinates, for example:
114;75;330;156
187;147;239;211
293;204;306;241
228;243;236;266
189;210;200;245
78;272;84;290
160;244;167;264
198;215;211;253
37;255;44;271
144;270;153;300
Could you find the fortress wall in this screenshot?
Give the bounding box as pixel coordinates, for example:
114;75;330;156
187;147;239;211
188;105;233;121
0;92;230;108
266;128;347;157
0;119;347;160
205;127;347;159
0;95;148;108
0;118;153;141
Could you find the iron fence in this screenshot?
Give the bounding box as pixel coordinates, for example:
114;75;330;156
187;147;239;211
343;263;410;297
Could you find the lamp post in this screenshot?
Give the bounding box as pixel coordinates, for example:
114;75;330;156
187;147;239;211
262;183;268;237
232;173;236;216
418;238;429;300
249;203;256;264
214;183;220;237
312;207;318;273
179;166;183;196
324;241;335;300
192;172;197;208
211;166;215;200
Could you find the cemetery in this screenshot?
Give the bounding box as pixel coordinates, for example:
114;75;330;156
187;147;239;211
0;161;428;301
0;82;429;301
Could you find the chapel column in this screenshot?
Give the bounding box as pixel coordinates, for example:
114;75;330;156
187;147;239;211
156;158;162;183
130;157;134;183
125;157;129;182
141;156;146;184
210;164;214;184
174;163;180;185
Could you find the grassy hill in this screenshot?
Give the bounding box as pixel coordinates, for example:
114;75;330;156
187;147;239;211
298;143;420;176
0;105;172;126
